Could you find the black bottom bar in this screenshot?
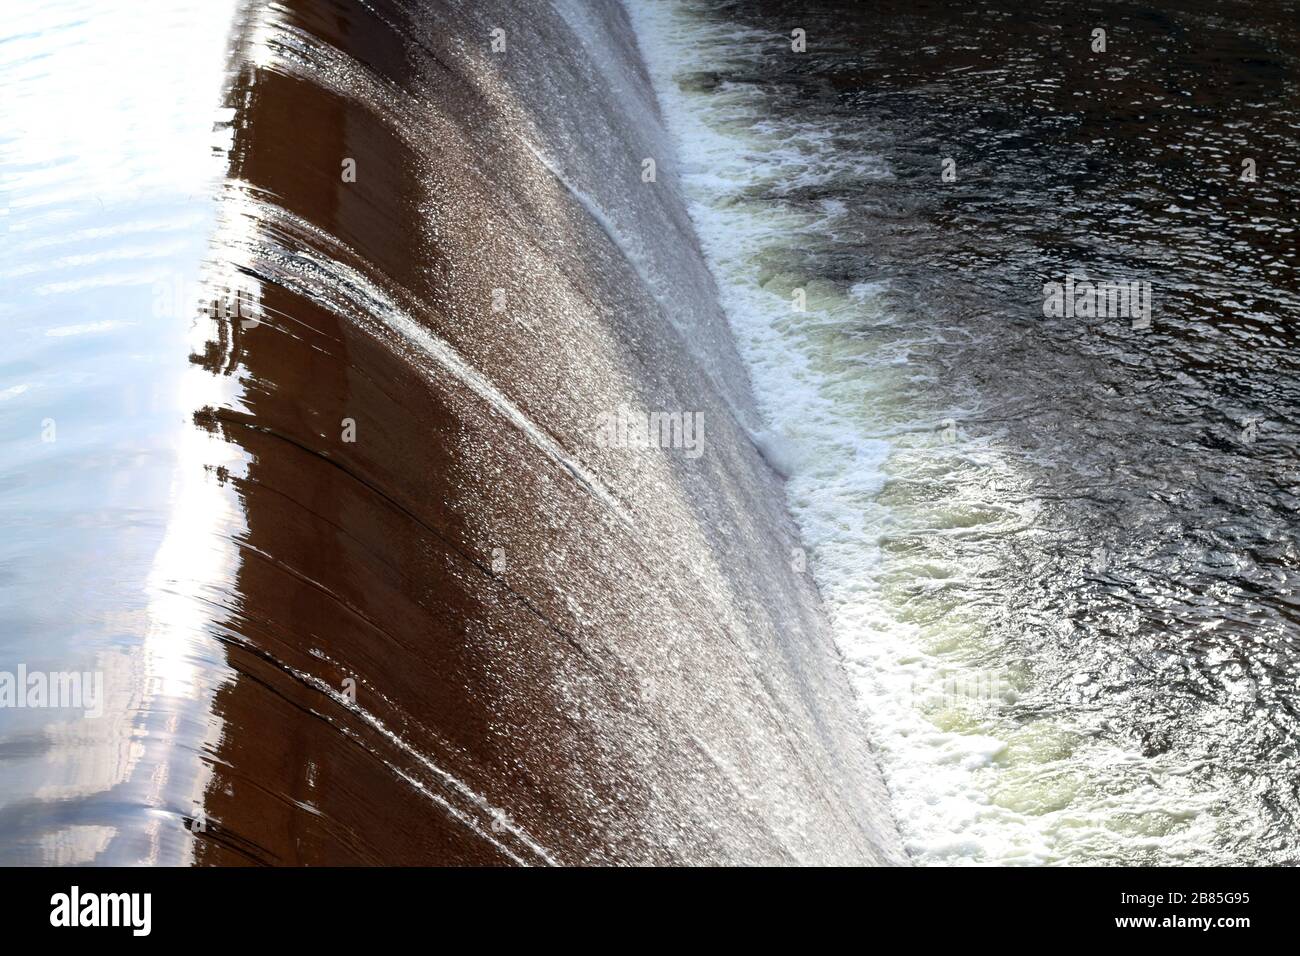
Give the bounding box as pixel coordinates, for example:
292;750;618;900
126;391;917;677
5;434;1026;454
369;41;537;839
0;866;1282;941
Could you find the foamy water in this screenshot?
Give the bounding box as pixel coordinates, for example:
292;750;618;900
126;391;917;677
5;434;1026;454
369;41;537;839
627;0;1247;864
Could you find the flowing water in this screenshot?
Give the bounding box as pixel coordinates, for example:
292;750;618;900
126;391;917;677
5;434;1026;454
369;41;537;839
3;0;1298;867
631;0;1300;864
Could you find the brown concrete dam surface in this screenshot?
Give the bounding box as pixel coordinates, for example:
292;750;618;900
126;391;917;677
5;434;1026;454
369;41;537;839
0;0;903;865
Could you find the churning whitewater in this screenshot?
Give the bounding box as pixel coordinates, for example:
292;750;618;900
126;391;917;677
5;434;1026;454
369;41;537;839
628;0;1265;865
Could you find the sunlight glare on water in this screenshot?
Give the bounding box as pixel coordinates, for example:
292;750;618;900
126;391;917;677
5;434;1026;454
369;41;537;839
0;0;238;865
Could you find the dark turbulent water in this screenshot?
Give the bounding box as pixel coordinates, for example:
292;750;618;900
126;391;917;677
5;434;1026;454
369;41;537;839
631;0;1300;862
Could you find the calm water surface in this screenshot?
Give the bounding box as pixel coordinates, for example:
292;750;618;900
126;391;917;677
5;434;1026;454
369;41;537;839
0;0;237;864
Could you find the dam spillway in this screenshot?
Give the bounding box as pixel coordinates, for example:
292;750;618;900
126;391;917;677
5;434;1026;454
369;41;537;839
0;0;904;866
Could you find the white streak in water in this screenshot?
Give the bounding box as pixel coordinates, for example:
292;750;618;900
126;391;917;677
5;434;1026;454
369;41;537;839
225;184;634;528
265;642;557;866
